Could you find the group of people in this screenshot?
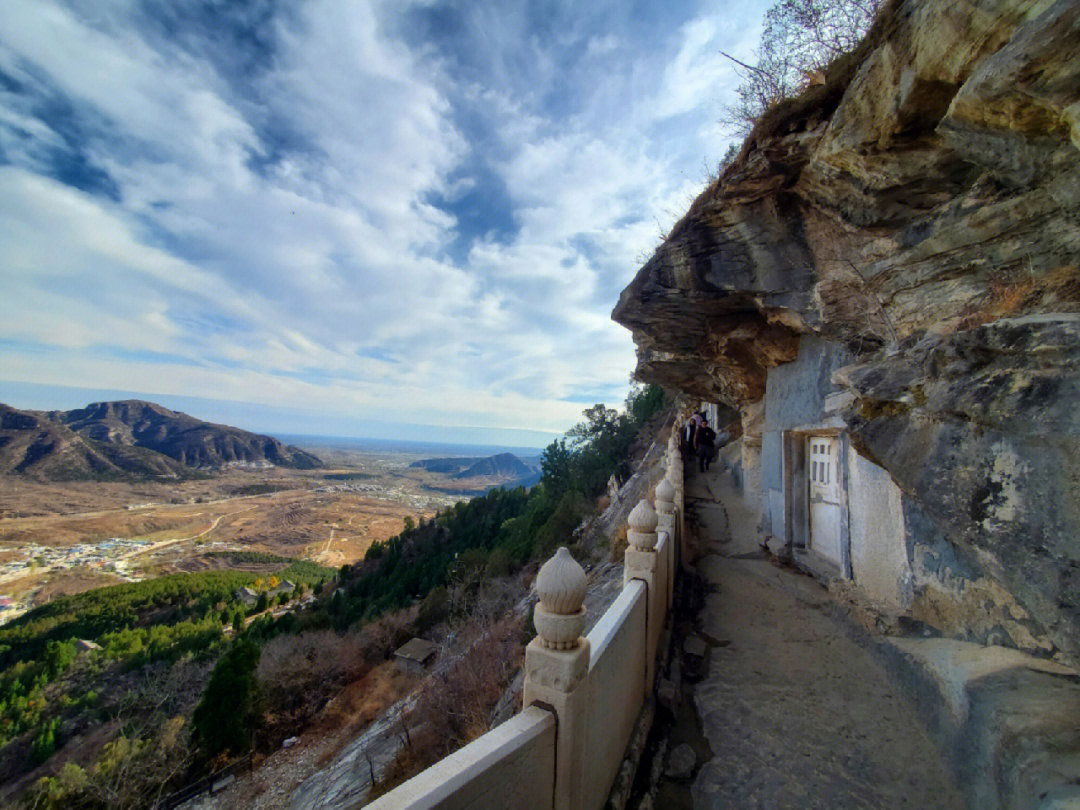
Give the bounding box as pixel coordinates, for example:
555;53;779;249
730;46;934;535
682;411;729;473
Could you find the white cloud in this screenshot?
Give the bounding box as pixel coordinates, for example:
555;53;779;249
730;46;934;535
0;0;773;440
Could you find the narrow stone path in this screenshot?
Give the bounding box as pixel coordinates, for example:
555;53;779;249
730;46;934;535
679;452;965;810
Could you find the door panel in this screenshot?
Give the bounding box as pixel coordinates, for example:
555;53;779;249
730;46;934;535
807;437;843;568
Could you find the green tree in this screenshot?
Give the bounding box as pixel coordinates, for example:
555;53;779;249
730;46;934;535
540;439;573;498
566;404;621;449
31;717;60;764
191;637;261;758
626;383;669;426
43;640;77;679
484;547;514;578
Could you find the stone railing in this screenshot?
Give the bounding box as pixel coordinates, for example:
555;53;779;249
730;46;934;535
366;439;684;810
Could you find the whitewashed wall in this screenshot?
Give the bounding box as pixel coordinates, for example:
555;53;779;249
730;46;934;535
847;450;913;611
364;706;555;810
579;581;648;810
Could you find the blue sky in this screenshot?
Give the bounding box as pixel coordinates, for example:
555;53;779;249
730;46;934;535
0;0;766;447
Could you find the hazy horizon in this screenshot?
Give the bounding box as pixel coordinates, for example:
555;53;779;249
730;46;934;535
0;380;560;450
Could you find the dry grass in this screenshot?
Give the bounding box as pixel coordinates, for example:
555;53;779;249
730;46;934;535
312;662;418;768
31;569;127;604
957;264;1080;330
0;508;210;547
255;603;426;756
321;662;416;735
610;523;629;562
374;614;525;797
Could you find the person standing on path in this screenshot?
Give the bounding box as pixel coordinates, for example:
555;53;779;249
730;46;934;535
683;411;702;462
695;418;716;473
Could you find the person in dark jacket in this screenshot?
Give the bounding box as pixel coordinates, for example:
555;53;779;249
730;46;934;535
681;418;696;461
694;418;716;472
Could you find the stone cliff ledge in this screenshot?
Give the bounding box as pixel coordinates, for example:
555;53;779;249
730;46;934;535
614;0;1080;665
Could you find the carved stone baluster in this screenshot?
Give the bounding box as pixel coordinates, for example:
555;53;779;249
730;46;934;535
522;546;590;810
655;477;677;611
624;498;663;690
655;477;676;521
667;429;680;463
533;546;587;650
627;498;658;551
668;452;685;555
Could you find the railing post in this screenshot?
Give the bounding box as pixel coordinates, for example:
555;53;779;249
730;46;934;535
523;547;589;810
655;476;677;611
624;499;662;692
667;447;685;568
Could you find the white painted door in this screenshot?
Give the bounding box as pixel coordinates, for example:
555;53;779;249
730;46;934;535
807;436;843;568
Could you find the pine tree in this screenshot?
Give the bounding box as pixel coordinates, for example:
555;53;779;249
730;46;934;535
191;637;260;757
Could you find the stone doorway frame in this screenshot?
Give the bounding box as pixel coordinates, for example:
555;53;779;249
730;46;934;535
781;425;853;580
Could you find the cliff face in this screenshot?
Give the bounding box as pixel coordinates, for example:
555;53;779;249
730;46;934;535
614;0;1080;661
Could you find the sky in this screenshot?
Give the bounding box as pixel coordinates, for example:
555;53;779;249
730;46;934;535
0;0;766;448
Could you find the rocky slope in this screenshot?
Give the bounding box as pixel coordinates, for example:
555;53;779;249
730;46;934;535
614;0;1080;661
0;400;321;478
0;404;187;479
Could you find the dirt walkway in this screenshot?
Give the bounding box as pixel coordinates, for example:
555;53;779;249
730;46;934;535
676;454;965;810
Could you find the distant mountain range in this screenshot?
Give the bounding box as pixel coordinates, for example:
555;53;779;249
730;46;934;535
0;400;322;479
410;451;540;488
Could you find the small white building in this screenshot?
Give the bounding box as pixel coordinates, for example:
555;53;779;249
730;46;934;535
727;334;914;613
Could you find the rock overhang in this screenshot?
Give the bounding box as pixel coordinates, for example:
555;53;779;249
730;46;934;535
611;0;1080;662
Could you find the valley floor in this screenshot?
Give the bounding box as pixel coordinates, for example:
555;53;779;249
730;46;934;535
0;458;455;619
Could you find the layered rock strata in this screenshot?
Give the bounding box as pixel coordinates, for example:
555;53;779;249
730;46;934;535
614;0;1080;662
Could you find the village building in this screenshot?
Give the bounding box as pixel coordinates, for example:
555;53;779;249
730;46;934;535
271;579;295;595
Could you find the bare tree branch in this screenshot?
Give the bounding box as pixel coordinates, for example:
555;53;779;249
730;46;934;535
721;0;881;134
718;50;770;77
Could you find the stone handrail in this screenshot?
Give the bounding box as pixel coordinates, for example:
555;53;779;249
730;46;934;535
367;441;684;810
364;706;556;810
